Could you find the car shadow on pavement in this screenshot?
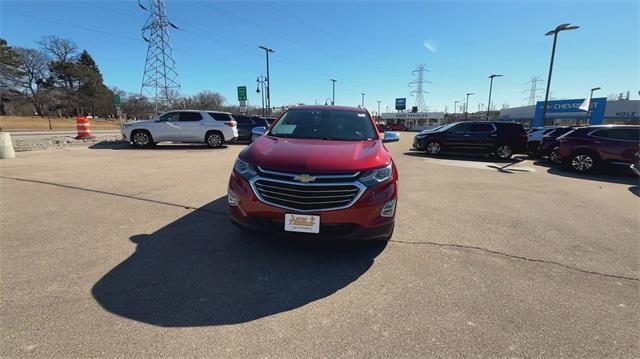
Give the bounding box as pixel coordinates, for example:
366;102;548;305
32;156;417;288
89;141;231;150
403;150;528;164
91;197;386;327
544;166;638;186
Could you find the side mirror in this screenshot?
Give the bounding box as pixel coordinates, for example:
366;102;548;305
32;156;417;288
382;132;399;143
252;126;266;137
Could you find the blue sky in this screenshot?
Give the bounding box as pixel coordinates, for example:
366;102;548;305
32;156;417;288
1;0;638;113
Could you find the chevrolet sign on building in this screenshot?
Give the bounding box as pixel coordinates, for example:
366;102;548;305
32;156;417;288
500;99;639;127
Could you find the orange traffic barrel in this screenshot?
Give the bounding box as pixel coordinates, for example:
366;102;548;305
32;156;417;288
75;116;95;139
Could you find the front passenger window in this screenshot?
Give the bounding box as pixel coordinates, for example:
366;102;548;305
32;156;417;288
158;112;180;122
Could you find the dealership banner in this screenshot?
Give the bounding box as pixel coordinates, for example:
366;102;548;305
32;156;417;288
533;98;607;126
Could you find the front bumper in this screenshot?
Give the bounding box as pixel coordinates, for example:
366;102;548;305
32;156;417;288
413;136;425;149
227;172;397;240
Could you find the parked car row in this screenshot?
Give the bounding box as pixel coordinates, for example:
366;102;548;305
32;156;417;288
413;122;640;174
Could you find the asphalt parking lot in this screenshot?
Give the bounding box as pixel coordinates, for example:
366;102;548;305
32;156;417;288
1;133;638;358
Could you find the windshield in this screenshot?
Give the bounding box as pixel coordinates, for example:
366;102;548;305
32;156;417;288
269;109;378;141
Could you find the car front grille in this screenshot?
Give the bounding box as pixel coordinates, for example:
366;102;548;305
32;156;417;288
250;168;366;212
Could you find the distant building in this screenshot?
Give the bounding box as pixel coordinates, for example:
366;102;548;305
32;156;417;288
380;111;445;131
499;99;639;127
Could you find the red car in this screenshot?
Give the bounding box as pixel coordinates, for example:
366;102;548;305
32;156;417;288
387;123;408;131
553;125;639;172
227;105;399;240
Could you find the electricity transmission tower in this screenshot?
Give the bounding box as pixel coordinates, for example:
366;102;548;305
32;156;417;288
139;0;180;112
409;64;430;112
524;76;544;106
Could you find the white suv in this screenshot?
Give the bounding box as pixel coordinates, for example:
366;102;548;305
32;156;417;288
121;110;238;148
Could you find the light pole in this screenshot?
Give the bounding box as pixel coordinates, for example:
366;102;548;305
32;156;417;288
377;100;381;116
454;100;460;117
486;74;502;121
465;93;474;120
585;87;601;125
330;79;337;105
361;93;365;107
259;45;274;115
256;75;267;117
541;23;579;126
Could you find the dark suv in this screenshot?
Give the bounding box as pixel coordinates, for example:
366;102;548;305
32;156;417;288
233;115;270;141
553;125;640;172
413;121;527;159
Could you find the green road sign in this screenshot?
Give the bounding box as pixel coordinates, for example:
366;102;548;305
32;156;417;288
113;95;121;106
237;86;247;101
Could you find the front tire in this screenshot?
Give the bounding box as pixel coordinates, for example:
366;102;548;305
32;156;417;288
495;144;513;159
205;131;224;148
131;130;153;148
426;141;442;155
568;151;599;173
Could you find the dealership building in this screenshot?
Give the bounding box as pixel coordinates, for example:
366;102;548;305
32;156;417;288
380;111;445;131
499;98;639;127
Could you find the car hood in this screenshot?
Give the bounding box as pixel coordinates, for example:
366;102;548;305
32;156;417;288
240;136;391;173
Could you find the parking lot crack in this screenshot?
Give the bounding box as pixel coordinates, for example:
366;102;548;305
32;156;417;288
389;239;639;282
0;176;228;216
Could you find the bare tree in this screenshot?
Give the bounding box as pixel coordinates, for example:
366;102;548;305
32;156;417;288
186;90;225;110
14;47;50;116
37;35;78;63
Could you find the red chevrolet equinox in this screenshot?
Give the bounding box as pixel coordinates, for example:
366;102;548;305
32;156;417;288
227;105;400;240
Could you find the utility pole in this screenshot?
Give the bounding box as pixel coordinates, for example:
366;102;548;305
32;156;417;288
259;45;274;115
465;93;474;120
139;0;180;112
486;74;502;120
409;64;430;112
361;93;365;107
454;100;460;118
377;100;381;116
585;87;601;125
541;23;579;126
330;79;337;105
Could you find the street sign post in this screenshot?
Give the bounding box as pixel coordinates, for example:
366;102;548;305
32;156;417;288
237;86;247;101
395;98;406;111
113;95;121;106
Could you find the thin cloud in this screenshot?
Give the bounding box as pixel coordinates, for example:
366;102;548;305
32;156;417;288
423;39;438;53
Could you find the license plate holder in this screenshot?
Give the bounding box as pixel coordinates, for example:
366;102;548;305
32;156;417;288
284;213;320;234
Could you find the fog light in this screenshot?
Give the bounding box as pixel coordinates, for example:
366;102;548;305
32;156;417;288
227;189;239;206
380;198;396;217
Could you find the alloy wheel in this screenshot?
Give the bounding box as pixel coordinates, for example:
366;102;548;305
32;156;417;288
208;133;222;147
496;145;512;159
133;132;149;146
571;154;594;172
427;142;441;155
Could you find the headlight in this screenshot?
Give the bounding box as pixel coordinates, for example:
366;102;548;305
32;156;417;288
358;163;393;187
234;158;257;180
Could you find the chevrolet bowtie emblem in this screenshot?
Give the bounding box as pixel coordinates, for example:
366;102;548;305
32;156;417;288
294;174;316;183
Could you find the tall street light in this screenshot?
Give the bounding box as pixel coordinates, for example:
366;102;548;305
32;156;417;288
377;100;381;116
454;100;460;117
465;93;474;120
541;23;579;126
256;75;267;117
486;74;503;121
361;93;365;107
259;45;274;115
330;79;337;105
585;87;601;125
